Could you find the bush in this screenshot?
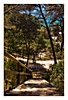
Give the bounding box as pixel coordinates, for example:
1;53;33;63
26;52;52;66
4;57;17;90
49;60;64;94
42;72;51;81
56;52;64;59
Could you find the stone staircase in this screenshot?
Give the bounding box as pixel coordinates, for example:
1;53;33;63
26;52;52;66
5;78;63;96
5;63;63;96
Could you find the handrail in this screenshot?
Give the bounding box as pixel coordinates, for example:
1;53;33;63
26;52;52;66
4;51;32;72
4;51;32;90
4;70;31;75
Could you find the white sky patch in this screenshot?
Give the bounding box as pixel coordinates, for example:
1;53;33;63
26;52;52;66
52;36;58;40
59;32;62;34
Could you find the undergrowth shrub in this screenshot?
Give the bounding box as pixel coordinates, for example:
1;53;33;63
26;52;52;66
49;60;64;94
42;72;51;81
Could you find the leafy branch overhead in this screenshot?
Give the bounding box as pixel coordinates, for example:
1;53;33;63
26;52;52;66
4;4;64;64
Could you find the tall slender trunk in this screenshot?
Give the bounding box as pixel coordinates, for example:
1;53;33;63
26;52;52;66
60;17;64;52
61;32;64;52
26;43;30;67
26;52;30;66
39;4;57;64
33;53;36;63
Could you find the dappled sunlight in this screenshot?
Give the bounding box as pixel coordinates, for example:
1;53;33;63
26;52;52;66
10;79;62;96
13;88;21;92
24;79;49;84
13;87;48;92
11;82;61;96
4;60;63;96
4;51;63;96
13;87;57;92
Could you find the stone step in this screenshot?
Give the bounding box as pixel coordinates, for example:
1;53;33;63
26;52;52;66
5;79;63;96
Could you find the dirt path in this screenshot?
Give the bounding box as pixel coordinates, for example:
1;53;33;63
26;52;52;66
5;63;63;96
5;78;62;96
16;57;60;69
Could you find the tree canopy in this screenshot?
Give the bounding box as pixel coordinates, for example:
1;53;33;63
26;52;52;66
4;4;64;64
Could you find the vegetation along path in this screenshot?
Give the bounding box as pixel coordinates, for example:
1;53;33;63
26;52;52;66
5;63;63;96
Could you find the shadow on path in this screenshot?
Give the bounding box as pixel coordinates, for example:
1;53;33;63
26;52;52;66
4;63;63;96
5;79;63;96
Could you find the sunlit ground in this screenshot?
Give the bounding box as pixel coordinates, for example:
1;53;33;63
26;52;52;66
5;58;62;96
9;79;62;96
16;57;60;70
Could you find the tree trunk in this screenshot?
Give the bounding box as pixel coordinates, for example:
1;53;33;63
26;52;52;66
39;4;57;64
26;52;30;67
33;53;36;63
60;17;64;52
16;63;20;85
61;31;64;52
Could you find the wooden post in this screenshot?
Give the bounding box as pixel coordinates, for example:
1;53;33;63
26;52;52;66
5;80;8;90
16;63;20;86
23;67;26;81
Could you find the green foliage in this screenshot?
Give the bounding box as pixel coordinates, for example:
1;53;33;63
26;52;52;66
42;72;51;81
54;42;60;52
4;4;64;62
4;57;16;70
4;57;32;90
50;60;64;93
4;57;17;89
4;12;48;60
56;51;64;59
